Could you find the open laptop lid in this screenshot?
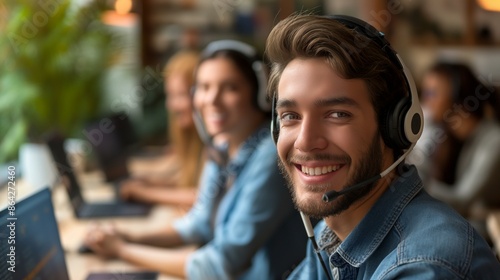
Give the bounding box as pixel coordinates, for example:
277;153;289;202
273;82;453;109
46;135;86;215
84;113;136;182
0;188;70;280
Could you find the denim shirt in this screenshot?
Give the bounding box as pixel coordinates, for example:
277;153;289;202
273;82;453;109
174;124;307;280
288;165;500;280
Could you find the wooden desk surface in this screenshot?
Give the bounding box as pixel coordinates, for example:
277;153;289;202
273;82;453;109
1;168;184;280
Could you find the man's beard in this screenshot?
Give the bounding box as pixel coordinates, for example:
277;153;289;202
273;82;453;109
278;134;383;219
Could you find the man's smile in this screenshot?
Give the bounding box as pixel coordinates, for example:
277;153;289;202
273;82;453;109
298;164;343;176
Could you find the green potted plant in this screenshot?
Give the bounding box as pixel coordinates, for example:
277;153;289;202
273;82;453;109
0;0;119;187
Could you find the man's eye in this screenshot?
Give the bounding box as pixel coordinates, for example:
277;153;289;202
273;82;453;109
280;113;299;121
331;112;350;119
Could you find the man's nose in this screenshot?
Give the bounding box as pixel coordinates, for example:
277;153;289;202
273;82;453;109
294;118;328;152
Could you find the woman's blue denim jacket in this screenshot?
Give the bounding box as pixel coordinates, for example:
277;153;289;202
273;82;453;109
174;124;307;279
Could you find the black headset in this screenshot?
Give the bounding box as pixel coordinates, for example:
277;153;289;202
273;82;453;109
270;15;423;151
449;65;463;103
192;40;271;166
200;39;271;112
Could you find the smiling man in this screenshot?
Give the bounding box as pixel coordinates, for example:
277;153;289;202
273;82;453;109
266;14;500;279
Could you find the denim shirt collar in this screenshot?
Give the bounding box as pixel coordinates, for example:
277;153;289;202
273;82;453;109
320;165;423;268
224;122;271;177
209;122;271;228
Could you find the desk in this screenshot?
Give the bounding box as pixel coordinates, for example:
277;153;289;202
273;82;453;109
1;168;185;280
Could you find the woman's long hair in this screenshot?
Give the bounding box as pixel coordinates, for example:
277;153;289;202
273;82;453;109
164;51;204;188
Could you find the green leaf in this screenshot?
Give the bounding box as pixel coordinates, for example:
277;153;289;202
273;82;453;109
0;119;27;163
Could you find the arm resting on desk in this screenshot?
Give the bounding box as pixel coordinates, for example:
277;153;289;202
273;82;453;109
85;224;194;277
120;183;197;208
122;224;186;248
86;223;185;250
118;243;194;278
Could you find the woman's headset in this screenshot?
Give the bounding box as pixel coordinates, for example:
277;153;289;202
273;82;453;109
192;40;271;166
200;40;271;112
271;15;423;151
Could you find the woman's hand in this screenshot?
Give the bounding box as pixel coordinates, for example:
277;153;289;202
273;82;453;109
84;223;126;259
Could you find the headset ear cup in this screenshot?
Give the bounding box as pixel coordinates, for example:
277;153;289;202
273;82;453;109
271;118;280;144
382;97;412;150
201;40;270;112
271;94;280;144
252;61;271;112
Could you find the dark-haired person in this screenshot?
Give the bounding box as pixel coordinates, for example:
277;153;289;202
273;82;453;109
266;14;500;279
419;62;500;241
84;40;306;279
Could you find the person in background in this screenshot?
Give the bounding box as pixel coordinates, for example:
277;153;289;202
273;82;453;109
266;14;500;279
84;40;307;279
120;50;204;208
418;62;500;240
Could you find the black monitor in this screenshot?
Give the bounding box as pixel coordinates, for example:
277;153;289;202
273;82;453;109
84;113;136;182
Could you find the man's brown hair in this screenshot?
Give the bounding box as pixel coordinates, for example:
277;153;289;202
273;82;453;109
266;14;408;134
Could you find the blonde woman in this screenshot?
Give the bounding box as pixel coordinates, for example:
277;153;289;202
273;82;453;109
120;51;204;208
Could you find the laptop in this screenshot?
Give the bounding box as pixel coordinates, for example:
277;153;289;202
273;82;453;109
0;188;158;280
84;113;138;183
46;135;151;219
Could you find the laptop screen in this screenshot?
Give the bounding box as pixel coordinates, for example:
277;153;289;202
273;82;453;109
0;188;70;280
46;135;85;214
84;113;134;182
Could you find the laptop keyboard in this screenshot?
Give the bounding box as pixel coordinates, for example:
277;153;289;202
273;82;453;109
79;203;150;218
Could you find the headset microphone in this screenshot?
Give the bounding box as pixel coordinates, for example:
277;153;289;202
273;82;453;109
323;175;381;202
322;143;415;202
192;107;229;167
268;15;423;280
192;39;269;167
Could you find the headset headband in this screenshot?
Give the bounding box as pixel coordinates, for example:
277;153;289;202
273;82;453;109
201;40;271;112
326;15;423;146
271;15;423;149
